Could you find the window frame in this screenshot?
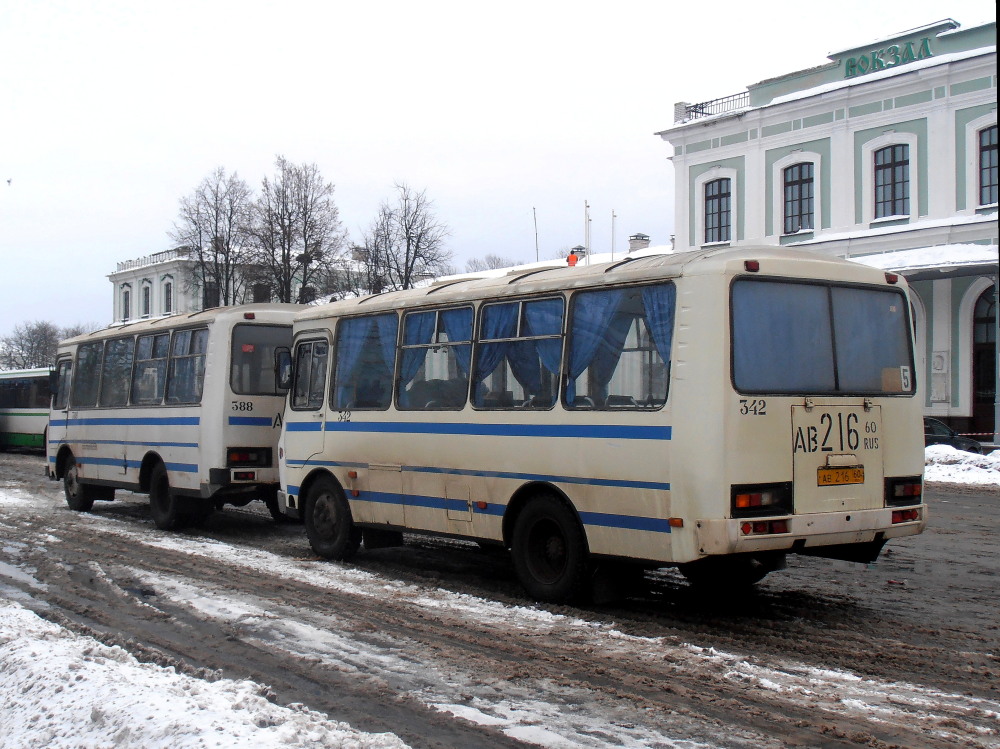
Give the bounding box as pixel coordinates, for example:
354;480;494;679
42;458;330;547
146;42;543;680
396;305;474;411
873;144;910;219
289;337;330;412
703;177;732;244
978;124;998;208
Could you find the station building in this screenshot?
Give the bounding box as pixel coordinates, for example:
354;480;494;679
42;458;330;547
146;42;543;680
657;19;998;440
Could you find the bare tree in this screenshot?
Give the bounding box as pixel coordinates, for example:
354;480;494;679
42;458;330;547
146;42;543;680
465;253;520;273
0;321;97;370
170;167;255;307
250;156;348;303
360;183;451;292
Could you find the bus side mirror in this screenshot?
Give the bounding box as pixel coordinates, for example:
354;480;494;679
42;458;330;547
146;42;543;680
275;348;292;391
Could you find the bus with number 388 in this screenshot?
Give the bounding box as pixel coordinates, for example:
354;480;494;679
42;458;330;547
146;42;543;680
48;304;299;529
275;247;926;603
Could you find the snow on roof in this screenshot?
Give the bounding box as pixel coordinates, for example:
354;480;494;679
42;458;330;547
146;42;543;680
438;245;676;282
851;243;998;272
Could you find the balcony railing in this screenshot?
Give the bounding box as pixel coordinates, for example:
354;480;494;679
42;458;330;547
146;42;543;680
677;91;750;123
116;247;191;272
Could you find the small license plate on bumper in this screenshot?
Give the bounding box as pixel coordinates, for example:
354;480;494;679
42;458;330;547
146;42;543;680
817;466;865;486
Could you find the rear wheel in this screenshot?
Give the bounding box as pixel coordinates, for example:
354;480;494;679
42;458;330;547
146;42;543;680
304;476;361;560
511;494;590;603
149;462;185;531
63;454;95;512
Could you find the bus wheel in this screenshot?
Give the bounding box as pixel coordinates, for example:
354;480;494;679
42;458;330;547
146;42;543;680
149;463;184;531
63;455;96;512
304;477;361;560
511;495;589;603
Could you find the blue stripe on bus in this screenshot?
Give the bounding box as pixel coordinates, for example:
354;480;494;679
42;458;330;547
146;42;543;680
283;458;669;493
75;456;199;473
47;439;199;449
347;491;670;533
50;416;201;427
286;421;324;432
228;416;273;427
320;421;671;440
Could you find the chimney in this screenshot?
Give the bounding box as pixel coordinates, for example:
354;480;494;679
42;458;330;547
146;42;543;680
628;233;650;252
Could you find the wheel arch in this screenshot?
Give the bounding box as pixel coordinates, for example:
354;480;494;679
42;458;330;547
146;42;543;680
138;452;165;492
296;467;345;509
502;481;584;549
54;445;76;480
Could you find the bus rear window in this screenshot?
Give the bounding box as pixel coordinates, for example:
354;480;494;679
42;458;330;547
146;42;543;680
230;324;293;395
732;279;914;395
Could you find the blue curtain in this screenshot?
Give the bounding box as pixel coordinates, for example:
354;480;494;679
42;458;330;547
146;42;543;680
524;298;564;377
641;284;676;363
375;314;398;372
400;311;436;388
565;289;623;403
440;307;473;375
473;303;518;393
334;317;373;407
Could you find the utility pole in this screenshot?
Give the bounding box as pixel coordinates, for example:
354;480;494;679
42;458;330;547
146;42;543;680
611;210;617;260
533;207;539;262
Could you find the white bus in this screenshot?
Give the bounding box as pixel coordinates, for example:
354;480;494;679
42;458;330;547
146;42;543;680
48;304;299;529
0;368;52;450
276;247;926;602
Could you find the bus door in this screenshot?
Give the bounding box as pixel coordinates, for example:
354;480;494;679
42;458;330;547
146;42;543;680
791;404;884;514
286;338;330;500
48;357;73;468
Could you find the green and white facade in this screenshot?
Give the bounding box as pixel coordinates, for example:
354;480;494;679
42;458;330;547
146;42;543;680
658;18;998;440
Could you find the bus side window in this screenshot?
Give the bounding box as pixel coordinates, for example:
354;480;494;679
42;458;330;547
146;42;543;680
290;340;328;410
398;306;472;410
564;283;674;411
472;298;563;410
167;328;209;404
332;314;398;410
99;336;135;407
71;342;104;408
131;333;170;405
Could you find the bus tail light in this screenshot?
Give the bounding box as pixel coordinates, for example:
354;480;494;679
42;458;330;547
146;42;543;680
227;447;272;467
885;476;922;506
885;273;899;284
731;482;793;518
233;470;256;481
892;508;921;524
740;519;790;536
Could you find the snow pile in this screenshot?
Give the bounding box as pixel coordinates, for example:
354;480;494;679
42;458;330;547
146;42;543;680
0;601;408;749
924;444;1000;485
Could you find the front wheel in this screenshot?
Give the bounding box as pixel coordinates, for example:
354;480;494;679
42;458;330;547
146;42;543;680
63;454;95;512
511;495;590;603
304;476;361;560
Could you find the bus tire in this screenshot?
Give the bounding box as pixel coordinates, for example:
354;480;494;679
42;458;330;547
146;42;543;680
63;455;96;512
149;462;184;531
304;477;361;560
511;495;590;603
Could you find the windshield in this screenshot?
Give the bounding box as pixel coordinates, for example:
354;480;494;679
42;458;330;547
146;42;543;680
731;278;914;395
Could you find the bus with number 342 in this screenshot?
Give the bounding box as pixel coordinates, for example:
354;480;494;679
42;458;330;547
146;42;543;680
275;247;926;603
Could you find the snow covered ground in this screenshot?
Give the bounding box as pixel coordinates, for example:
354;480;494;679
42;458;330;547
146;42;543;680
1;445;996;748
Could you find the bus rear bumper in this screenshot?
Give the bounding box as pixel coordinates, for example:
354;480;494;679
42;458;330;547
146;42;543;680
695;505;927;556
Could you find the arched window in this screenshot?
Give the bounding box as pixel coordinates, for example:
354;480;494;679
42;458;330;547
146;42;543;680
704;178;731;243
980;125;998;207
874;144;909;219
162;275;174;314
972;285;996;436
141;280;152;318
782;162;814;234
120;284;132;322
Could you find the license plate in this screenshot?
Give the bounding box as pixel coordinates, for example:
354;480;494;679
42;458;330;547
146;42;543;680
817;466;865;486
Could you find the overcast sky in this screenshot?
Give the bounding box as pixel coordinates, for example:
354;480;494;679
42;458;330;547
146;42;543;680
0;0;994;337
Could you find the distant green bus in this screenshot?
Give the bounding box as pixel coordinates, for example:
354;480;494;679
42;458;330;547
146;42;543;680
0;368;52;450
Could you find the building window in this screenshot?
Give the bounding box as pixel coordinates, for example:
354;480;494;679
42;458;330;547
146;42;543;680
141;282;152;318
874;144;909;219
203;282;220;310
121;285;132;322
783;162;814;234
163;281;173;314
704;178;731;243
980;125;998;207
